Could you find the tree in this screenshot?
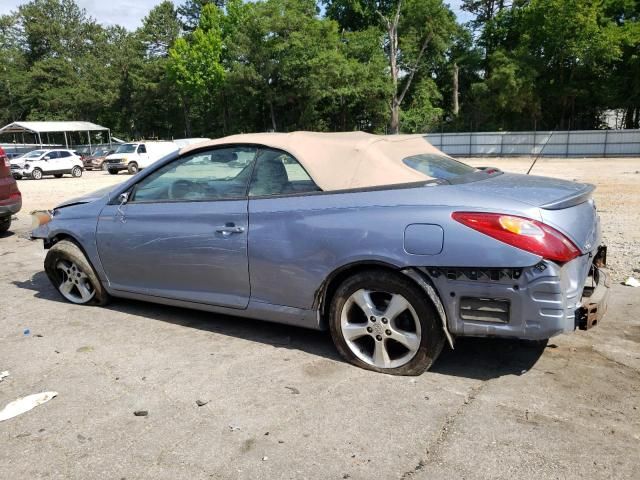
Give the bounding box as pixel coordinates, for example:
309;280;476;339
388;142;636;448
140;1;181;58
168;3;225;135
177;0;224;31
378;0;457;133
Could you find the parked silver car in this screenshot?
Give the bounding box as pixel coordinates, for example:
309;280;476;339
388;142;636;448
31;132;609;375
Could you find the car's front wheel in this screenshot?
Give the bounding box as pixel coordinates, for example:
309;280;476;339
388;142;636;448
44;240;109;306
329;270;445;375
127;162;139;174
71;166;82;178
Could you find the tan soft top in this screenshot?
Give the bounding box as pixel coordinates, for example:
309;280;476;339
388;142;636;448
180;131;446;191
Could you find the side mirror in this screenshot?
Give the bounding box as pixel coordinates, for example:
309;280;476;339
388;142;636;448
118;192;129;205
43;156;50;161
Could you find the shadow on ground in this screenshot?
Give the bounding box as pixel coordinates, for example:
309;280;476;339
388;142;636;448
13;271;546;381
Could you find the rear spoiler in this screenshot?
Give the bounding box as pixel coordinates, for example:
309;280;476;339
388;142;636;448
540;183;596;210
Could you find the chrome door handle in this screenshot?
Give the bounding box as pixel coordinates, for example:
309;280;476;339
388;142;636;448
216;224;245;236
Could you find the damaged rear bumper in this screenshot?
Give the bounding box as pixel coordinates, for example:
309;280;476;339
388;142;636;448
576;247;610;330
418;245;610;340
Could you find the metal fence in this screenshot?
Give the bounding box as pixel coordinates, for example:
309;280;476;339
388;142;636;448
425;129;640;157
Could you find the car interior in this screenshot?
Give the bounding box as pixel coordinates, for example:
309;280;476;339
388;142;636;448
131;147;320;203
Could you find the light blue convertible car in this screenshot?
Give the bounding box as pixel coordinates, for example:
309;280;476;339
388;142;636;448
32;132;609;375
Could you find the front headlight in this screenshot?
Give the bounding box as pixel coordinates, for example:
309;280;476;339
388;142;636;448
31;210;53;229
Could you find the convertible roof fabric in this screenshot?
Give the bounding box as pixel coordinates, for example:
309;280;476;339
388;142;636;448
180;131;445;191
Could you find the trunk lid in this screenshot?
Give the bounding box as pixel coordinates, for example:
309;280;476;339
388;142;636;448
457;172;599;253
457;172;594;209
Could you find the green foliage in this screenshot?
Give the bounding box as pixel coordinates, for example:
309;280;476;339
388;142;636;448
0;0;638;139
168;4;225;103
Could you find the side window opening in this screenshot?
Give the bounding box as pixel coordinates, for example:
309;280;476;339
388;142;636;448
249;148;320;197
138;144;147;154
131;146;257;203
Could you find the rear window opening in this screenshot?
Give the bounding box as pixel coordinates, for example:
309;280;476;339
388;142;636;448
403;154;478;181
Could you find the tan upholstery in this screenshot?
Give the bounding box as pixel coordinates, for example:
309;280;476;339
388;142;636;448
179;131;446;191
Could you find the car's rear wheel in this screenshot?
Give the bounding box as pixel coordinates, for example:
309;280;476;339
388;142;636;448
54;173;63;178
127;162;139;174
108;168;118;175
31;168;43;180
329;270;445;375
0;215;11;234
44;240;109;306
71;166;82;178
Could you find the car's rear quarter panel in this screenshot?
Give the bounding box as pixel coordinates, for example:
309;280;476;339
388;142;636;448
248;185;543;310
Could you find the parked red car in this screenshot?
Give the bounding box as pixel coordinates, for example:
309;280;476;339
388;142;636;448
0;147;22;233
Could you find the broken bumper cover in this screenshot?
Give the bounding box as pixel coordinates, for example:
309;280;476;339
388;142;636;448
420;245;609;340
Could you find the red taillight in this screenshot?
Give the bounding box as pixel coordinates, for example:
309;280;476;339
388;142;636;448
452;212;580;262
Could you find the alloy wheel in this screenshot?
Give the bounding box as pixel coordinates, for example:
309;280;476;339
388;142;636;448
32;168;42;180
340;289;421;369
55;259;96;304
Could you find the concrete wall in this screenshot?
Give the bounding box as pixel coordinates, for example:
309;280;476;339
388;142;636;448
426;130;640;157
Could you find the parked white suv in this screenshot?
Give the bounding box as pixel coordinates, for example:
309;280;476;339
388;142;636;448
104;141;179;175
10;149;84;180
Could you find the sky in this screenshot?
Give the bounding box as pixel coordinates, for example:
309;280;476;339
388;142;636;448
1;0;472;31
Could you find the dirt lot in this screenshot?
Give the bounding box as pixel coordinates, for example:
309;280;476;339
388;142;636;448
1;160;639;480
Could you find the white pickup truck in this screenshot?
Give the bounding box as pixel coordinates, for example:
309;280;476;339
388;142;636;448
104;141;179;175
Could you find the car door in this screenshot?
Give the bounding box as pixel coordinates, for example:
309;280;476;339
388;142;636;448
137;144;150;167
96;146;257;308
43;151;59;173
246;148;322;309
57;151;73;171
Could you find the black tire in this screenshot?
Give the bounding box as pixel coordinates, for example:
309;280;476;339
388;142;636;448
127;162;139;174
54;173;63;178
329;269;445;375
44;239;110;306
31;168;43;180
12;173;22;180
0;215;11;234
71;166;83;178
108;168;118;175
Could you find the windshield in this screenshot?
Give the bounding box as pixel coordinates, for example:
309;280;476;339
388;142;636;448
115;144;137;154
403;154;477;180
24;150;46;159
93;148;110;156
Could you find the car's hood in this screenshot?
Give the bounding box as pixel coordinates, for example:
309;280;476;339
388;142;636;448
56;185;115;209
10;158;30;168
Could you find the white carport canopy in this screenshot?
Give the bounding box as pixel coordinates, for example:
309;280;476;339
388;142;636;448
0;121;111;148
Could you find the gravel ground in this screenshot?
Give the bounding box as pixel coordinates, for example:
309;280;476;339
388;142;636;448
0;160;639;480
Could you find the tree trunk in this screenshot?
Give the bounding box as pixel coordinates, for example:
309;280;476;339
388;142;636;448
269;101;277;132
390;100;400;134
452;62;459;116
182;96;192;137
